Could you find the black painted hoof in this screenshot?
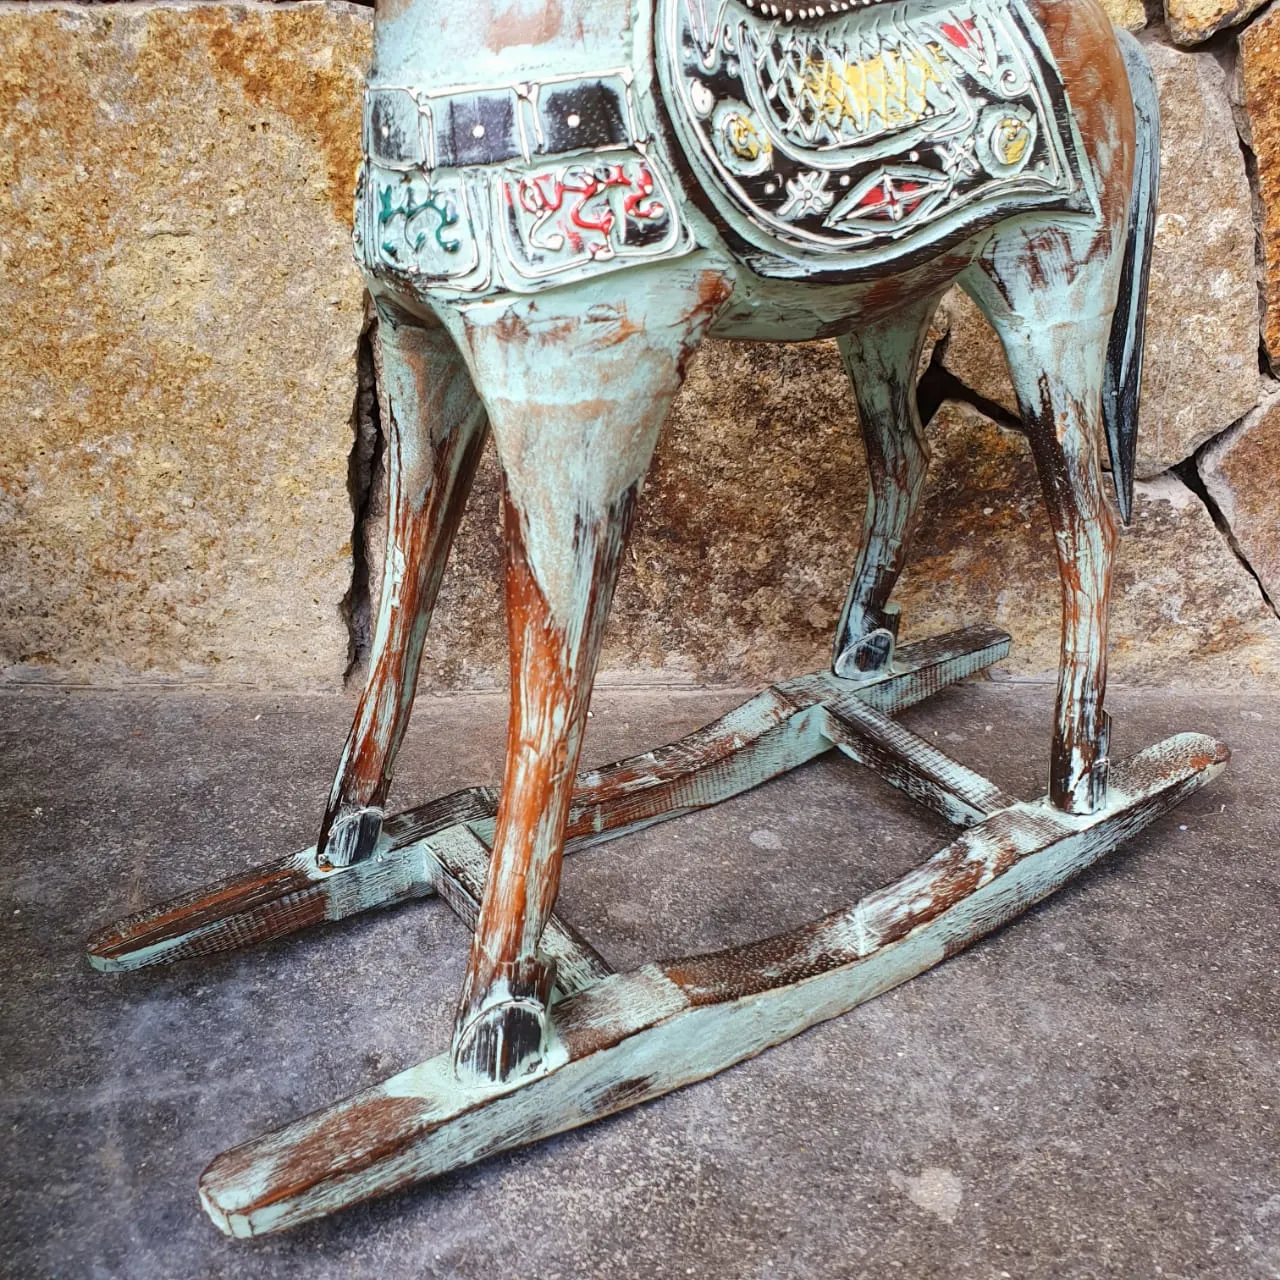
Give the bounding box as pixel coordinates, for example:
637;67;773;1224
453;1000;550;1083
453;955;557;1084
834;626;897;680
319;806;384;868
1052;755;1111;816
1051;711;1112;816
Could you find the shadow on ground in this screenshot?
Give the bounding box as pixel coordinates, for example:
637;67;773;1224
1;680;1277;1279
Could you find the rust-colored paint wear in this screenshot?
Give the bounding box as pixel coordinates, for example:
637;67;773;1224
321;319;489;854
1030;0;1134;231
375;0;417;22
481;0;569;50
332;416;486;805
466;489;581;988
588;1075;658;1114
463;486;638;994
579;303;644;351
208;1093;434;1215
197;7;368;228
86;858;321;963
832;293;938;664
1241;9;1280;362
663;806;1052;1007
563;701;790;838
159;888;333;965
681;271;737;374
1020;376;1117;811
194;732;1225;1237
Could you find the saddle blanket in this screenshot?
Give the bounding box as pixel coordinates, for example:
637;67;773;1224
354;0;1095;294
659;0;1095;274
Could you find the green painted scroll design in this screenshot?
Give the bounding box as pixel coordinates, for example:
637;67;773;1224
377;182;462;258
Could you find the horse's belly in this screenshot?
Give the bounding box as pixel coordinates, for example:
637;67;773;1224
656;0;1097;279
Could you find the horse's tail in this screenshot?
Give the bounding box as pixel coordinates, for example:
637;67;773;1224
1103;30;1160;527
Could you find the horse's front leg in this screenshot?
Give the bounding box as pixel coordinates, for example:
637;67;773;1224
832;291;945;678
448;266;733;1083
318;304;488;866
963;255;1121;815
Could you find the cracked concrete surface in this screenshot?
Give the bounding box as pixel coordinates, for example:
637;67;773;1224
2;681;1278;1278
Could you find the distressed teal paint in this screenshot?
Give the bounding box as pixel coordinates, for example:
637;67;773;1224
86;0;1230;1234
832;292;941;679
376;182;461;257
198;732;1228;1238
368;0;637;92
87;626;1008;972
344;0;1157;823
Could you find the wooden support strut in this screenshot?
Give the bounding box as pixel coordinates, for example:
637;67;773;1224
198;729;1229;1238
818;697;1015;827
82;621;1229;1240
86;623;1011;974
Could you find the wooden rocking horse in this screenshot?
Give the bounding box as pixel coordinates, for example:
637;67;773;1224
88;0;1229;1237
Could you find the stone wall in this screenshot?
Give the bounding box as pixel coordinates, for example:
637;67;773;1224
2;0;1278;692
0;2;369;687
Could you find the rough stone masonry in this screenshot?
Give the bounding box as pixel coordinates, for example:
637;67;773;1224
1;0;1278;692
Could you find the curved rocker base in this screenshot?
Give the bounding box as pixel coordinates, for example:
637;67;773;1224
199;729;1227;1239
83;624;1228;1238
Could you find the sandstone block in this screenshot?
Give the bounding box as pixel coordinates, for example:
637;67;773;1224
1241;6;1280;369
0;2;372;687
933;288;1018;419
1199;382;1280;607
1166;0;1266;46
938;39;1260;478
1104;0;1149;31
895;401;1280;687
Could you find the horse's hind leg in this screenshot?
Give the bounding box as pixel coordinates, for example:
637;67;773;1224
832;292;944;678
447;269;732;1083
317;303;488;866
962;246;1122;815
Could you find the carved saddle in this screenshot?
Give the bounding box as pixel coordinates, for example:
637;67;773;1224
355;0;1095;294
657;0;1095;276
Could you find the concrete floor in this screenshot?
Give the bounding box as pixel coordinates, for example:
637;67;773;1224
1;678;1277;1279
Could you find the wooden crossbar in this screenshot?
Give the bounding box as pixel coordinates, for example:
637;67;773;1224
428;826;613;997
819;698;1015;828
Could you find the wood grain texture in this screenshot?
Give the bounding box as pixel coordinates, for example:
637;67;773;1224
198;731;1227;1238
86;625;1010;972
448;271;735;1081
832;293;941;679
333;0;1156;1089
819;699;1015;827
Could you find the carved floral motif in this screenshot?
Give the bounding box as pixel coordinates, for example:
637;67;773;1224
660;0;1094;268
354;74;693;295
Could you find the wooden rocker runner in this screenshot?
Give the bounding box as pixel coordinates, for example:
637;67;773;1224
89;0;1229;1238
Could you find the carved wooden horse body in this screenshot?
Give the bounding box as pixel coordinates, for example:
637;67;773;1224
336;0;1154;1079
88;0;1231;1237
